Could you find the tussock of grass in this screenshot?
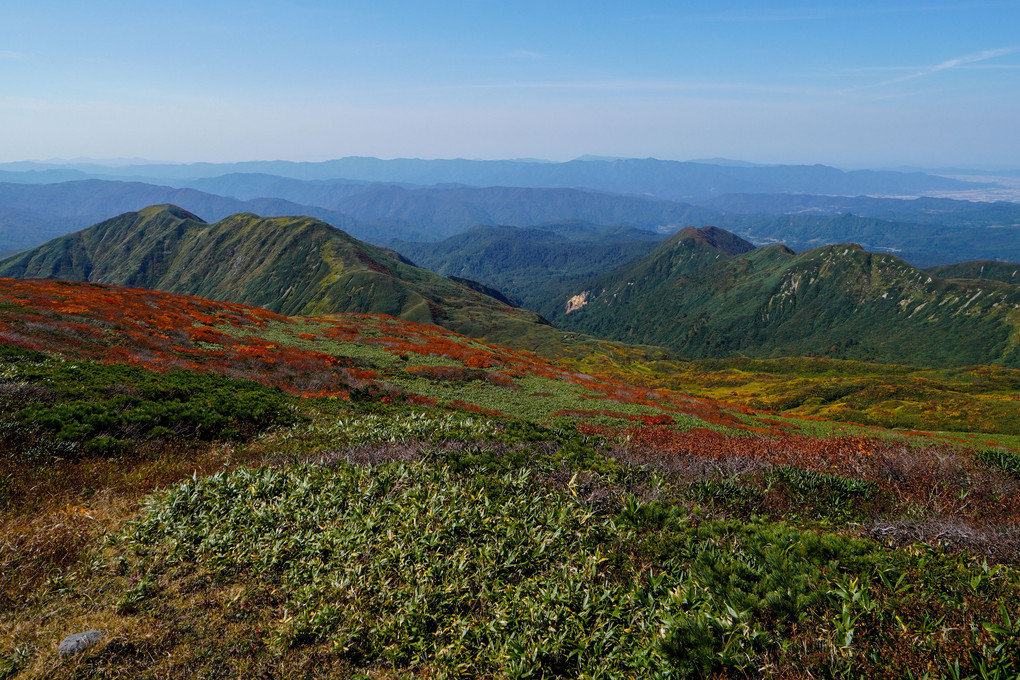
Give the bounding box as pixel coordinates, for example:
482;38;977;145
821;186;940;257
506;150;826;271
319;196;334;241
6;410;1020;677
979;447;1020;478
34;458;1000;678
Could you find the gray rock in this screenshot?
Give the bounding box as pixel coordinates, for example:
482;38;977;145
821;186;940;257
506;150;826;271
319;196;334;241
57;630;104;657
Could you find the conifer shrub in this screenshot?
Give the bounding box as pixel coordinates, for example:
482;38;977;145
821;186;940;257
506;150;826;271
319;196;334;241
2;357;298;455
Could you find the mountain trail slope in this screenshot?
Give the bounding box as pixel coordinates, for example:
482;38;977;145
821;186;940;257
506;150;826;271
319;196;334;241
0;205;554;347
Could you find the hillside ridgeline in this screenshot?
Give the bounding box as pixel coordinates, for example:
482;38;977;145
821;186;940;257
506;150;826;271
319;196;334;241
553;226;1020;367
0;205;557;348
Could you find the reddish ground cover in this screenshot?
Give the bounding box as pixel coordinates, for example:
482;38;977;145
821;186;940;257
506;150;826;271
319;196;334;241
0;279;755;426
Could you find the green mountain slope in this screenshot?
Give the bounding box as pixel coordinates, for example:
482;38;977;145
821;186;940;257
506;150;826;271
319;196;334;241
552;226;1020;367
391;221;665;315
0;205;553;346
927;260;1020;285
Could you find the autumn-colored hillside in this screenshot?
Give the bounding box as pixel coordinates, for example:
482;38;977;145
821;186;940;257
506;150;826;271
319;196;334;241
0;205;561;351
3;277;1020;678
0;278;740;426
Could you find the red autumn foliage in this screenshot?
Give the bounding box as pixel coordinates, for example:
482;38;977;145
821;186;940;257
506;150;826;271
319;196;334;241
0;279;358;397
404;394;439;407
0;279;851;440
406;365;477;380
449;400;505;417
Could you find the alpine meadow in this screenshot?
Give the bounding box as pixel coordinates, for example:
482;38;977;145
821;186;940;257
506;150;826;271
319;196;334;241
3;1;1020;678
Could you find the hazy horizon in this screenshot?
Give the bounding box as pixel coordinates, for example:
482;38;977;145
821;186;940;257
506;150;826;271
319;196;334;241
2;1;1018;169
3;156;1018;176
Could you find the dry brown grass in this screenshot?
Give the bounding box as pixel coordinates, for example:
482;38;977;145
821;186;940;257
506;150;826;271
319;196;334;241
0;437;272;676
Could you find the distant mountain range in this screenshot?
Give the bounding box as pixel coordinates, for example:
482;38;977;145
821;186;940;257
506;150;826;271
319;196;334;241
698;193;1020;226
547;226;1020;367
182;179;716;241
3;177;1020;266
1;155;1018;367
0;178;711;253
0;205;554;348
709;213;1020;266
0;179;373;257
0;156;982;201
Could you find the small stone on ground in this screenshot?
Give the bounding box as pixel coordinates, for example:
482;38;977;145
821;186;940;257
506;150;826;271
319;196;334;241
58;630;104;657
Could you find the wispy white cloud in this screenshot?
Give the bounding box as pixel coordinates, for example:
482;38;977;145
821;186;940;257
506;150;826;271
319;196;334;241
0;49;27;60
852;47;1018;90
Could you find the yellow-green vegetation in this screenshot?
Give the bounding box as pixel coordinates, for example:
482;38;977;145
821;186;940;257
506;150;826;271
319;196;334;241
4;398;1020;678
571;353;1020;438
4;280;1020;678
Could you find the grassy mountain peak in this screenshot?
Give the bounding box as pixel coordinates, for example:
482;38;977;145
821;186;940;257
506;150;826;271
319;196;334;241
554;227;1020;367
0;205;555;347
665;225;756;255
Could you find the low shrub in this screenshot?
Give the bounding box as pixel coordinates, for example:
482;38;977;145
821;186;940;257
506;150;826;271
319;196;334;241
979;448;1020;478
3;358;298;454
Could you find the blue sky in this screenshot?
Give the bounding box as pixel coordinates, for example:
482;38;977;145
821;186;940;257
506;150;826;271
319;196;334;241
1;1;1018;167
